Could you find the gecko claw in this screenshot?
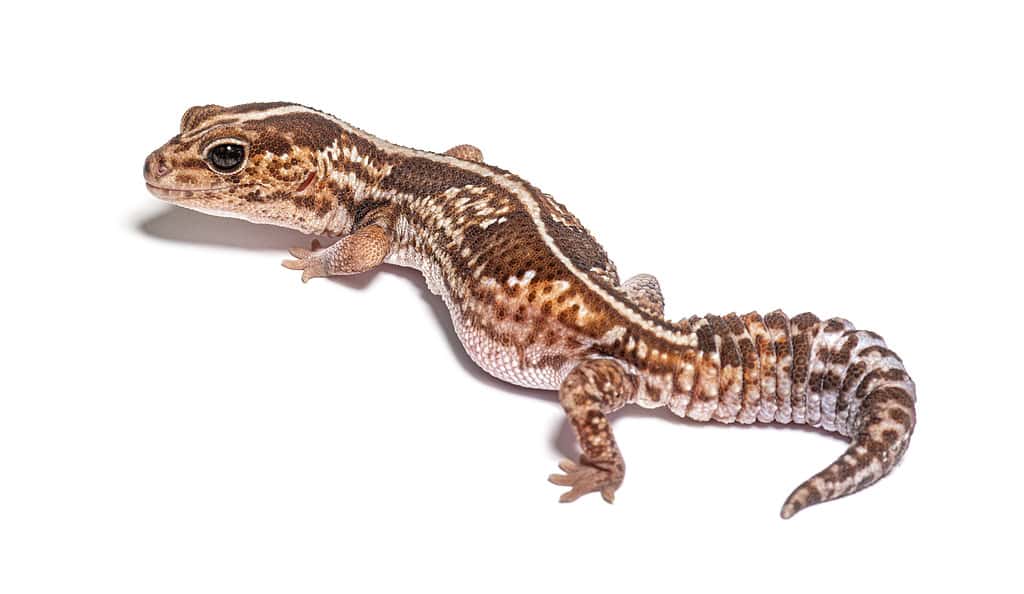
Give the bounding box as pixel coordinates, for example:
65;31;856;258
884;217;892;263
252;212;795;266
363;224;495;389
548;457;622;504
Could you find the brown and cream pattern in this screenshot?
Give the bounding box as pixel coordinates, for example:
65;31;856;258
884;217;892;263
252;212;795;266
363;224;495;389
144;102;917;518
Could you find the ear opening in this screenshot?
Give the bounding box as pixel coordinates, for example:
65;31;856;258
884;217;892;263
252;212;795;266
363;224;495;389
180;104;225;134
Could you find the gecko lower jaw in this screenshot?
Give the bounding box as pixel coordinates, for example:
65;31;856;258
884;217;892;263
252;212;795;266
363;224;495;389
145;183;230;200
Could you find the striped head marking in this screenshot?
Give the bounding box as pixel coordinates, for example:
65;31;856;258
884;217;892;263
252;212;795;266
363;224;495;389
143;102;351;234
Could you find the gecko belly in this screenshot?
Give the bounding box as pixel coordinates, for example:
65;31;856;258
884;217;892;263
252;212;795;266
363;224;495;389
387;247;569;390
446;304;568;390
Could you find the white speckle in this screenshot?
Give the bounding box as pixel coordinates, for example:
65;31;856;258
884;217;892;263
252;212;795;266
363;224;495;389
506;269;537;287
599;326;626;344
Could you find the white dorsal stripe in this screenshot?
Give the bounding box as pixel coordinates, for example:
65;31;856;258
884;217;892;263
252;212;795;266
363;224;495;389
195;104;697;348
180;105;325;142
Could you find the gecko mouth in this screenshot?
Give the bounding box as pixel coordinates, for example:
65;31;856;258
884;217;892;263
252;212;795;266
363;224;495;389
145;183;231;200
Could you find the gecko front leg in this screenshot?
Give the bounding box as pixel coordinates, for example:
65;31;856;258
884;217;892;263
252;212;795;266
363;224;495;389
549;358;637;503
281;224;390;282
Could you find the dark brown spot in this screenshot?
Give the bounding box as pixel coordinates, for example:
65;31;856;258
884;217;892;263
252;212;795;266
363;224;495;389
841;362;867;393
871;386;915;411
707;315;741;367
765;310;788;329
864;440;887;455
792;312;820;331
825;319;846;332
696;323;716;353
725;313;746;335
888;407;912;428
791;334;811;385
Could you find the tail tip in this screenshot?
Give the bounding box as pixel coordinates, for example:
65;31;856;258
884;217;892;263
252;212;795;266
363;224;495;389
780;482;818;519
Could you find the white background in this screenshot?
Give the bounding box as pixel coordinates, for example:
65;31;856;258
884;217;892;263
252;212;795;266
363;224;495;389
2;1;1022;592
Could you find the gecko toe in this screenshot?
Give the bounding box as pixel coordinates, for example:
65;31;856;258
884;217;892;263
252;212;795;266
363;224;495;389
548;473;573;487
559;489;585;503
549;458;622;503
283;244;328;282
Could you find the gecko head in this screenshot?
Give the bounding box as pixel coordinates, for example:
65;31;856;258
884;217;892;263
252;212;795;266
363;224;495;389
144;102;351;235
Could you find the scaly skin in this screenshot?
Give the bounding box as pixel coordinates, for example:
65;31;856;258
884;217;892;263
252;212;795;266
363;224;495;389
144;102;917;518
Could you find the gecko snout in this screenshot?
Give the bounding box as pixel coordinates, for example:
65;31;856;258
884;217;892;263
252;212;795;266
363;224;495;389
143;151;170;183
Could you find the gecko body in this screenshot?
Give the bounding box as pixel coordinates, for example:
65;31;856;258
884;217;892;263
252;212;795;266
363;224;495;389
145;102;916;518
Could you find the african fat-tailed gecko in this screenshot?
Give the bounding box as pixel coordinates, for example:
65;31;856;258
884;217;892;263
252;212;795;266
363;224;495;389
144;102;916;518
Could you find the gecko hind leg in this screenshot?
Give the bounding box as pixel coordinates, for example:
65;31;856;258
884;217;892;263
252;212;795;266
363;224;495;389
282;224;390;282
622;273;665;318
548;358;637;503
444;144;484;163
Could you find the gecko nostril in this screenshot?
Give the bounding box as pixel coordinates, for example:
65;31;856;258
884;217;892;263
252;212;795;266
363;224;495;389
145;153;171;180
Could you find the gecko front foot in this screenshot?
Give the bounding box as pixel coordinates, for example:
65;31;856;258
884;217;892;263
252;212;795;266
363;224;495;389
548;457;624;503
281;239;327;283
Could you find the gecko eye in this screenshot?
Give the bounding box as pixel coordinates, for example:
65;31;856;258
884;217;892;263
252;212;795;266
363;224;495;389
205;142;247;173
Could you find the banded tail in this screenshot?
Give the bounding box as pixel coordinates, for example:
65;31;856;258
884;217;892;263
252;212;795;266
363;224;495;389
656;310;916;518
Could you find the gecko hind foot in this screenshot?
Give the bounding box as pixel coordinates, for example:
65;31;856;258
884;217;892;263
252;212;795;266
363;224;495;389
281;239;327;283
548;458;623;503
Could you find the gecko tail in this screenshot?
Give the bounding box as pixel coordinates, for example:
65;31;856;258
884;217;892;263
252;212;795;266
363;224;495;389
780;385;916;519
